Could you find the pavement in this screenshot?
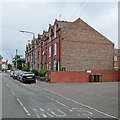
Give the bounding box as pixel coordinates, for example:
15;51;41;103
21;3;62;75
1;73;119;119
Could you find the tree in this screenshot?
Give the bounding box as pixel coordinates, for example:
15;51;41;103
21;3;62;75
0;55;3;61
12;55;23;70
22;62;30;71
8;64;13;70
0;55;3;70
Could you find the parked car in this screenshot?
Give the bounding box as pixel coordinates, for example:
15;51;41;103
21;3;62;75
10;70;14;77
17;70;22;81
19;71;36;83
13;70;19;79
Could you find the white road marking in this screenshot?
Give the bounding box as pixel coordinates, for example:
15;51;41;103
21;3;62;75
39;108;48;117
47;108;67;117
43;94;68;108
69;109;73;112
33;109;40;118
32;84;117;119
6;84;9;88
10;89;15;95
41;112;47;118
39;108;54;118
17;99;30;116
46;112;54;117
56;101;67;107
39;108;45;112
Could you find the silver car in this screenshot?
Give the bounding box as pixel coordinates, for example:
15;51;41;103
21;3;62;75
10;70;14;77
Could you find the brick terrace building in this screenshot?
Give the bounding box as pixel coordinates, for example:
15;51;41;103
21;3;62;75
25;18;116;72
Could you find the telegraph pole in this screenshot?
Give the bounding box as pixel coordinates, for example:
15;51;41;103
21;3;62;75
16;49;17;69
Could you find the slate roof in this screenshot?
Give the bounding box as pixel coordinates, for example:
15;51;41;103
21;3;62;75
56;21;71;28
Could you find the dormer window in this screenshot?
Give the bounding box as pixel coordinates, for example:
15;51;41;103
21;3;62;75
54;25;56;38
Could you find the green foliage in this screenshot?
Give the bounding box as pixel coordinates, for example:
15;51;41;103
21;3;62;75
8;64;13;70
12;55;23;70
39;69;46;77
0;64;2;70
22;66;29;71
22;62;30;72
30;69;39;76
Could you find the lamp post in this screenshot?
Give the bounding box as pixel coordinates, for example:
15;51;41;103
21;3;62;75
20;30;35;39
20;30;35;69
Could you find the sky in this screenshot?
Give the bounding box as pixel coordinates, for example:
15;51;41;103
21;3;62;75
0;1;118;63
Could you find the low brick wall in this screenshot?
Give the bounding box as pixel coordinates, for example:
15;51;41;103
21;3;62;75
47;70;119;83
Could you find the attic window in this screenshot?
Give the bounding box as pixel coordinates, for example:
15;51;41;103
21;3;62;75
54;25;56;38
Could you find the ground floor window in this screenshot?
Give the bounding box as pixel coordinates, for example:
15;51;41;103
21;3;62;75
47;63;48;70
54;61;57;71
53;60;59;71
49;62;51;70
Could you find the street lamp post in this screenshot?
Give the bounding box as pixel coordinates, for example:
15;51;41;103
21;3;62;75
20;30;35;39
20;30;35;69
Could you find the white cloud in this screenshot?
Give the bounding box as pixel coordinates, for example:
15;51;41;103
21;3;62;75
1;2;118;63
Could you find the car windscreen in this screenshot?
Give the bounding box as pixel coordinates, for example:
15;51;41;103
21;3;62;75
24;73;34;76
14;71;19;74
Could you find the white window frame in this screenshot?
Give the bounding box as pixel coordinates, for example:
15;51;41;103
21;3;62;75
58;61;59;71
42;50;44;55
47;63;48;70
49;46;51;57
54;43;57;55
49;62;51;69
31;55;32;63
28;57;29;62
54;61;57;71
114;56;118;61
54;25;56;38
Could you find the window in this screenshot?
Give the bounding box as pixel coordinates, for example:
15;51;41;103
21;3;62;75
49;46;51;57
58;61;59;71
54;43;57;55
28;57;29;62
54;61;57;71
54;25;56;38
42;50;44;55
43;64;44;69
47;64;48;70
31;55;32;63
49;62;51;69
114;56;117;61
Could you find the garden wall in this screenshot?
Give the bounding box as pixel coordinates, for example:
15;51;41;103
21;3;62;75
46;70;119;83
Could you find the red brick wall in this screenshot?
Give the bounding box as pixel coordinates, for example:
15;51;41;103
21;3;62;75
61;18;114;71
49;71;119;83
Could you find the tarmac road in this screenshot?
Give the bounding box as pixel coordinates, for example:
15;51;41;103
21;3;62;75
1;73;119;119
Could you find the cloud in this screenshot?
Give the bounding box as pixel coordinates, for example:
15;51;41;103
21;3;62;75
1;2;118;63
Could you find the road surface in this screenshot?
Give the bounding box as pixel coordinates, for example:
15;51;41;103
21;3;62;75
1;73;119;119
